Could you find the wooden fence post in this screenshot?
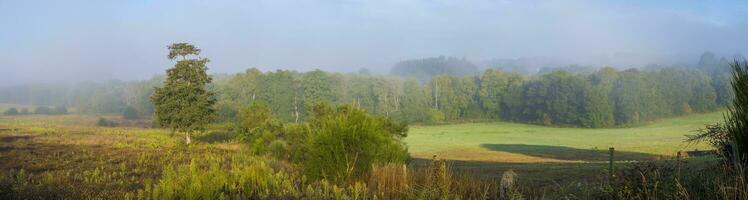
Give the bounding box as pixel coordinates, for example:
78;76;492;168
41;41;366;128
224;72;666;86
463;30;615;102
609;147;615;182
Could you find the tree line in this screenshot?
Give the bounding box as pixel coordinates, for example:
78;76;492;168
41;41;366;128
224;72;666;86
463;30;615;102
215;65;728;127
0;52;735;128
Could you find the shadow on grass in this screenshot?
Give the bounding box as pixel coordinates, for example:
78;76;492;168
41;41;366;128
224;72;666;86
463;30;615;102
408;157;613;186
194;131;237;143
480;143;660;161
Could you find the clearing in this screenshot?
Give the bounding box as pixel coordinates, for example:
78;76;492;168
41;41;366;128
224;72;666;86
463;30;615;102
406;111;722;163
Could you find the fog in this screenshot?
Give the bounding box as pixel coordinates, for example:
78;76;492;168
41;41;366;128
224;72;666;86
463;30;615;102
1;0;746;85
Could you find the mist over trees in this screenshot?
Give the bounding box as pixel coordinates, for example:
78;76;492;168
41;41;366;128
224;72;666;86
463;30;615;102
0;52;736;128
390;56;479;83
219;63;728;128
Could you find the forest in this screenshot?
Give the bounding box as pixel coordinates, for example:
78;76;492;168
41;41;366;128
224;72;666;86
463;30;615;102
0;52;734;128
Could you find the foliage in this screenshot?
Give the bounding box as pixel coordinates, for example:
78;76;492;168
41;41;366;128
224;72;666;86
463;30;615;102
130;156;298;200
254;70;302;122
151;43;216;144
166;43;201;60
215;64;725;127
726;60;748;164
97;117;115;127
0;53;732;128
687;123;733;160
302;105;409;183
235;103;284;154
390;56;479;83
400;79;432;123
122;106;139;120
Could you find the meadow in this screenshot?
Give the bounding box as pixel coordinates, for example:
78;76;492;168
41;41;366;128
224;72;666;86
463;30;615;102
406;111;723;163
0;111;728;199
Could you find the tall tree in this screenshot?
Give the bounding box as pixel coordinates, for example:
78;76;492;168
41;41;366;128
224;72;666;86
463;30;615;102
479;69;509;119
581;68;616;128
255;70;301;122
302;69;337;114
400;79;431;122
151;43;216;144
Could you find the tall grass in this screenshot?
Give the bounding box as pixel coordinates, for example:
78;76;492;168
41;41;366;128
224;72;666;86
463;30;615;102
121;155;517;200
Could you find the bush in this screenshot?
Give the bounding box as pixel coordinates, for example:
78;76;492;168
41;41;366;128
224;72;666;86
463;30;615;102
96;118;115;127
428;109;445;123
302;105;409;183
35;106;53;115
122;106;138;120
236;103;285;155
3;108;18;115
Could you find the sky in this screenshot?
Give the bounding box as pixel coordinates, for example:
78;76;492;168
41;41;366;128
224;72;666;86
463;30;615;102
1;0;747;85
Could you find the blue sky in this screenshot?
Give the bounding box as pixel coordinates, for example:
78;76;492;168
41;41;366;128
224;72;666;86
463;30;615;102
1;0;747;85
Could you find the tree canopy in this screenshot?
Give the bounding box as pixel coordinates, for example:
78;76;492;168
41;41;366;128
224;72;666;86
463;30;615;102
151;43;216;144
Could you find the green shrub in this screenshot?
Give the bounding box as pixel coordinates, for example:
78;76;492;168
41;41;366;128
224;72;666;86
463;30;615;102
303;105;409;183
34;106;53;115
268;140;289;159
3;108;18;115
97;118;115;127
429;109;445;123
235;103;288;156
236;103;283;143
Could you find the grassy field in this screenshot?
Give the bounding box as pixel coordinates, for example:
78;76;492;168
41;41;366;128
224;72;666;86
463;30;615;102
0;112;726;198
406;111;723;163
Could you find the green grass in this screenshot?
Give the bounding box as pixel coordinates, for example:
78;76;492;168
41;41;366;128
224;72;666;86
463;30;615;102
406;111;724;163
0;112;732;198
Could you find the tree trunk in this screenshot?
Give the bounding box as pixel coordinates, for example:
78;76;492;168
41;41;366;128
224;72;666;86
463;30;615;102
185;131;192;144
384;93;390;116
434;80;439;109
294;95;299;123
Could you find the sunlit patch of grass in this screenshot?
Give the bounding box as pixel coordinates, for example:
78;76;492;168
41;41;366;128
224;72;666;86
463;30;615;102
406;111;723;163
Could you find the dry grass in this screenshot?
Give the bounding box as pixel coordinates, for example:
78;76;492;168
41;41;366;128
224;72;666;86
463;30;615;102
0;114;742;199
0;115;240;199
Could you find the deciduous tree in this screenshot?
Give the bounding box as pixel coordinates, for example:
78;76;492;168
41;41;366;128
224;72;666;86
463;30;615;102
151;43;215;144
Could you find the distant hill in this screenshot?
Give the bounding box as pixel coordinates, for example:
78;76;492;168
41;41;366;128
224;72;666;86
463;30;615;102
483;57;567;75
